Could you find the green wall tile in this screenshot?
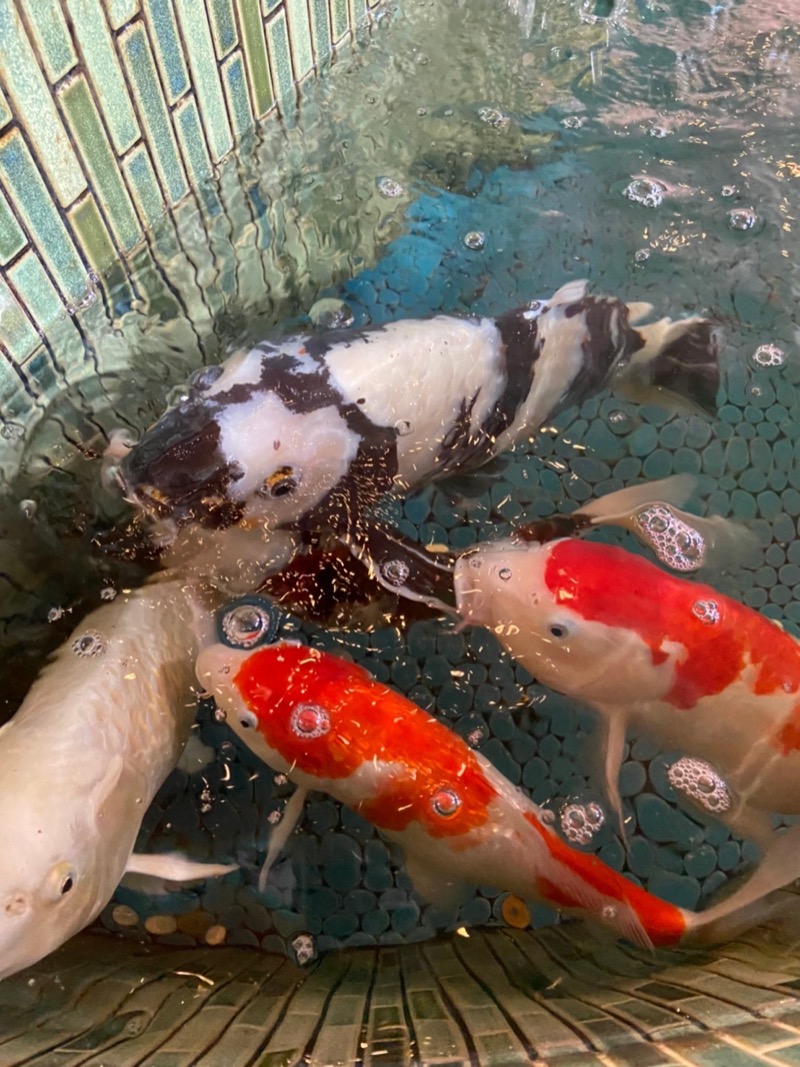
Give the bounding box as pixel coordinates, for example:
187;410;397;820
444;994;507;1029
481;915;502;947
64;0;140;155
68;194;117;274
331;0;349;43
0;129;89;306
60;75;140;252
0;86;10;131
174;95;212;195
0;0;85;207
221;51;253;139
349;0;369;28
7;250;67;340
240;0;273;119
264;0;282;10
308;0;332;66
266;10;295;110
119;23;189;206
208;0;238;58
286;0;314;80
0;276;39;361
102;0;140;30
0;189;26;265
142;0;190;105
122;143;167;230
20;0;77;84
173;0;233;162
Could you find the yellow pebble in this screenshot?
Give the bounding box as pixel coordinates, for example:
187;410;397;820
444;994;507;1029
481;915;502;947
204;924;227;946
501;894;531;929
144;914;178;936
111;905;139;928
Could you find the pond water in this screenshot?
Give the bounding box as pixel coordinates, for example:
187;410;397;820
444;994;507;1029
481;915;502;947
2;0;800;991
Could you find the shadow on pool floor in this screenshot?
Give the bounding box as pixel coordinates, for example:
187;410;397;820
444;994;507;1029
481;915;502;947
4;920;800;1066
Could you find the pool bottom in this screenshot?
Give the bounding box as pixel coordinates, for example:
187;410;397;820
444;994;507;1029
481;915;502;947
5;915;800;1065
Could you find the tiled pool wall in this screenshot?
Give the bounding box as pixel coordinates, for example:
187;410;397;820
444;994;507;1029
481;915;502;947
0;0;380;414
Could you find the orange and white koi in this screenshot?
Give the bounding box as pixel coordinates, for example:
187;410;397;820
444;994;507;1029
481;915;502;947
197;640;790;949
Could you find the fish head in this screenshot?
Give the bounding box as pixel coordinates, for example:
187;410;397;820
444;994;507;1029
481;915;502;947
454;538;664;704
120;348;362;539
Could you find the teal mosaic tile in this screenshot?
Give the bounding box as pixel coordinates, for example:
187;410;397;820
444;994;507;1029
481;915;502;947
64;0;140;155
208;0;238;58
0;86;10;131
221;51;254;139
286;0;314;80
119;23;189;206
19;0;77;84
142;0;190;105
0;0;85;207
266;10;295;111
7;251;66;345
0;276;39;361
68;193;119;275
0;189;26;265
122;143;167;231
174;95;213;198
59;75;140;252
240;0;274;118
173;0;233;162
349;0;370;28
104;0;140;29
331;0;350;43
308;0;333;66
0;130;89;306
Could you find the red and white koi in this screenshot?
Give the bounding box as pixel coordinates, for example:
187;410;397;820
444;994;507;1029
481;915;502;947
197;640;791;949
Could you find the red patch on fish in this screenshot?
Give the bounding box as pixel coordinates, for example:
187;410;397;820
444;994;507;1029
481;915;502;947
232;644;497;838
544;541;800;722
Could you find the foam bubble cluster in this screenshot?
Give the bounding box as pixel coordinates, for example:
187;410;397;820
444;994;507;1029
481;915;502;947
667;756;731;813
623;177;665;208
692;599;720;625
380;558;410;587
290;703;331;739
71;631;106;657
221;603;275;648
634;504;705;572
751;343;786;369
560;800;605;845
431;787;461;817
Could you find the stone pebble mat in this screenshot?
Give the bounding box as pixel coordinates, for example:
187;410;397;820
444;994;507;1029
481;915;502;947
94;164;800;966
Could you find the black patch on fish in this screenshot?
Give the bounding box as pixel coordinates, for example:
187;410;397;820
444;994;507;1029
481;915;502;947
511;512;594;543
555;297;641;414
348;525;456;610
645;320;720;416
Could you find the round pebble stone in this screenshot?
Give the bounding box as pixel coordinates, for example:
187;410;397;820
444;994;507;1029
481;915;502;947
717;839;741;872
771;585;792;606
362;909;391;936
685;419;712;448
743;587;768;608
538;734;561;761
437;682;472;717
777;514;798;543
407;685;435;711
449;525;478;549
144;914;178;936
673;448;701;475
755;565;777;589
635;794;679;842
421;655;452;687
646;870;701;910
489;709;516;741
719;404;743;426
481;738;521;784
765;544;786;567
438;631;467;662
510;733;537;763
683;844;717;879
391;901;421;934
702;440;725;476
205;924;227;946
756;420;779;441
598;839;624;871
701;870;728;899
655;846;684;875
628;424;658;457
461;895;492;925
324;913;359;939
658;420;686;449
406;621;437;659
783;488;800;515
550;756;575;784
522;757;548;789
112;904;139;928
730;490;757;520
758;490;783;520
619;760;647;797
627;836;655;878
739;469;767;493
642;449;673;479
474;684;502;713
584;421;626;460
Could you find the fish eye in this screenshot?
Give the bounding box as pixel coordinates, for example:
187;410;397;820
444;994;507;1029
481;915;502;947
60;874;74;895
548;622;571;639
238;709;258;730
46;862;77;902
261;466;299;498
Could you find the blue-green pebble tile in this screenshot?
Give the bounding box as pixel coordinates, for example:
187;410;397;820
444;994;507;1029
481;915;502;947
522;757;548;790
324;912;359;938
538;734;561;761
391;902;421;934
598;838;624;871
701;870;729;898
363;866;393;893
618;760;646;797
481;738;521;784
627;836;655;877
488;709;516;741
438;682;473;717
717;840;742;871
646;870;701;909
683;844;717;879
642;449;673;479
635;794;679;843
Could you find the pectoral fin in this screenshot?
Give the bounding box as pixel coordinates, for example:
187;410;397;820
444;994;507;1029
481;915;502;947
258;786;309;892
404;852;468;908
125;852;237;882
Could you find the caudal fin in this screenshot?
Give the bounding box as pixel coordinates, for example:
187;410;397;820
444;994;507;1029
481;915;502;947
617;315;721;416
683;825;800;944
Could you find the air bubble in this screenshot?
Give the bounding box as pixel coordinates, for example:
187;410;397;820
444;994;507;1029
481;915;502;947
292;933;316;966
466;723;488;747
0;423;24;441
477;107;509;128
394;419;413;436
431;787;461;817
221;603;275;649
267;809;282;825
561;115;585;129
634;249;650;265
750;344;786;369
188;365;224;392
608;409;631;428
692;598;720;624
498;567;512;581
634;504;706;572
667;756;731;813
47;606;66;623
19;499;36;520
72;631;106;657
648;125;668;138
309;298;355;330
100;587;117;601
560;800;605;845
540;808;556;826
290;703;331;739
380;558;410;587
721;185;738;197
463;231;486;250
377;176;404;198
728;207;758;231
601;904;617;921
213;707;227;723
623;177;666;208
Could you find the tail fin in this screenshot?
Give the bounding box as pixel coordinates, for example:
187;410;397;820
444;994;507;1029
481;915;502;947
616;315;721;416
684;825;800;944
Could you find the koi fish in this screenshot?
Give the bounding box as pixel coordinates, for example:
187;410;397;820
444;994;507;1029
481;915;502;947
118;281;719;609
454;535;800;850
196;640;793;949
0;578;235;981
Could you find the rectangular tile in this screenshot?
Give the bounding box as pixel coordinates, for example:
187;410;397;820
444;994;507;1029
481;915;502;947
64;0;140;154
0;189;26;264
119;23;189;205
331;0;350;43
0;276;40;362
286;0;314;80
7;250;68;344
173;0;233;162
221;50;253;140
263;0;282;10
349;0;369;28
142;0;190;105
266;10;295;112
239;0;273;118
103;0;140;29
0;0;85;206
122;142;167;230
173;95;213;205
0;85;10;131
19;0;76;83
0;129;89;305
59;74;140;251
308;0;332;67
207;0;238;58
68;193;117;274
